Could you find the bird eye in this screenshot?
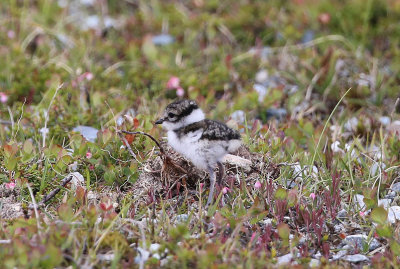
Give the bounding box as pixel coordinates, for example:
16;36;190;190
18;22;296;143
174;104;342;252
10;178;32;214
168;112;176;118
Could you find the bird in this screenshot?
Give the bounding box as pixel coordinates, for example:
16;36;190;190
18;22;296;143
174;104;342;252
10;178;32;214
155;99;241;206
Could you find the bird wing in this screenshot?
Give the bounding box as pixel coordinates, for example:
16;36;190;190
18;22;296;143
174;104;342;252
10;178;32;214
200;119;241;141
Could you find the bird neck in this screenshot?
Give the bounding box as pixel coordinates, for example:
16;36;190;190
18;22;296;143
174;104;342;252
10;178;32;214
183;108;205;125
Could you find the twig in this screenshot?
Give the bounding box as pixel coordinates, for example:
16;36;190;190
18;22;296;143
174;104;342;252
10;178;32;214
26;183;42;234
0;240;11;244
119;130;187;175
120;130;165;154
392;97;400;116
117;132;139;161
28;174;73;209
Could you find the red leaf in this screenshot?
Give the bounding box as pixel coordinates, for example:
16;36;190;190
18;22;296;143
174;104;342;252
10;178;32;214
125;134;135;144
133;118;139;129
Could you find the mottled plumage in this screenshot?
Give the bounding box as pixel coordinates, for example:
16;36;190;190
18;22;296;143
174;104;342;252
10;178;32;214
156;99;241;206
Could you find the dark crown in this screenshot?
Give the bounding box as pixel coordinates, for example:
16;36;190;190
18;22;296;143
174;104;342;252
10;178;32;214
165;99;199;119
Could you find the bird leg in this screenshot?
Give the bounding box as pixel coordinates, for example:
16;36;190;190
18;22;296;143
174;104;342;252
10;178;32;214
206;167;216;207
217;161;225;185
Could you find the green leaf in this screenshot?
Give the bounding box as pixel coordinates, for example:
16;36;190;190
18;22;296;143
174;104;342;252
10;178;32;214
58;203;74;222
371;207;388;225
277;223;290;246
390;240;400;256
5;157;18;171
376;224;392;238
275;187;287;200
23;140;33;154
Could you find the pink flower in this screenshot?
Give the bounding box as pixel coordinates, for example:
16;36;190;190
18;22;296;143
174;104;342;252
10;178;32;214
309;193;316;200
222;187;230;194
5;182;16;189
254;181;262;189
166;76;180;89
84;72;94;81
0;92;8;103
176;87;185;97
359;211;365;217
200;183;204;191
86;151;92;159
7;30;15;39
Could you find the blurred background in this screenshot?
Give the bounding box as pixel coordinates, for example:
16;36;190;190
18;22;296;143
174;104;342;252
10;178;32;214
1;0;399;120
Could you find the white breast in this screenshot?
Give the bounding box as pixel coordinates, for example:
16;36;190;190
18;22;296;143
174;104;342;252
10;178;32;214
167;130;208;170
167;129;235;171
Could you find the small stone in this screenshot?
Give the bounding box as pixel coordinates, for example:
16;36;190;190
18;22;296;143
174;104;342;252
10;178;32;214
255;70;269;84
277;253;293;265
152;34;174;46
334;223;345;233
331;141;344;153
302;30;315;43
344;117;359;132
343;234;380;251
253;84;268;103
230;110;246;124
331;249;348;261
265;108;287;121
391;182;400;193
87;191;97;200
379;116;391;126
388;206;400;224
370;163;386;176
261;218;273;226
385;191;396;200
97;253;115;261
134;247;150;264
341;254;369;263
70;172;85;190
175;214;189;223
354;194;366;210
378;199;391;209
223;154;252;172
72;125;99;142
337;209;347;220
388;121;400;136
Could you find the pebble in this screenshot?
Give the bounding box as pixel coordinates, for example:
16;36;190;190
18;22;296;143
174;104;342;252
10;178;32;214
72;125;99;142
337;209;347;220
354;194;366;210
331;249;348;261
302;30;315;43
391;182;400;193
253;84;268;103
265;108;287;120
255;70;269;84
370;163;386;176
223;154;252;172
175;214;189;223
152;34;175;46
230;110;246;124
341;254;369;263
388;206;400;224
70;172;85;190
344;117;359;132
277;253;293;265
379;116;391;126
343;234;380;251
377;199;391;209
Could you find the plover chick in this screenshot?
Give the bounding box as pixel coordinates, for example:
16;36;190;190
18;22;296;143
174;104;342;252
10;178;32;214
155;99;241;206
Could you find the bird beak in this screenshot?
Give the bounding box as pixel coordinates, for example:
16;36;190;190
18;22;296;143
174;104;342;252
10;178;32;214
155;118;164;125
